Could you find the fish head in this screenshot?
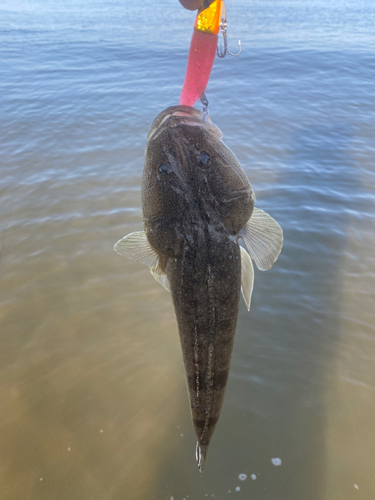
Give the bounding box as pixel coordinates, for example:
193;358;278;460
141;105;255;260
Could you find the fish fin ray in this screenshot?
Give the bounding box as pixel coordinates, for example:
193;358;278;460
241;208;283;271
113;231;159;268
114;232;170;292
240;246;254;312
150;265;171;292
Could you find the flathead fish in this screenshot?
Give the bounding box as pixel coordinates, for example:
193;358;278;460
114;105;283;473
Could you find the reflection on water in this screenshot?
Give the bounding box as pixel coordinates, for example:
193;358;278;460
1;0;375;499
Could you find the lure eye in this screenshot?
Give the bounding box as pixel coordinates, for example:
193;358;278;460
197;151;210;166
158;163;173;174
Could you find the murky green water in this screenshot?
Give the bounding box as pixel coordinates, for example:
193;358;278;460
1;0;375;498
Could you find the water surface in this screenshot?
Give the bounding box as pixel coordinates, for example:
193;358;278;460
1;1;375;499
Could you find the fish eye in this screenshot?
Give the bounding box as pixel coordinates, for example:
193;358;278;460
158;163;173;174
197;151;210;166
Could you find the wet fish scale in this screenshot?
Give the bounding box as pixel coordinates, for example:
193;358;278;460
114;105;283;473
165;217;241;461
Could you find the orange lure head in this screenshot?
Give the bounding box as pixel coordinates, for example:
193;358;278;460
194;0;225;35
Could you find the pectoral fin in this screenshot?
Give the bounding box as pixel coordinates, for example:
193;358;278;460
114;231;159;267
114;231;170;292
240;246;254;311
240;208;283;271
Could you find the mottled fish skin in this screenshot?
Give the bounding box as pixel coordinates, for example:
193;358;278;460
115;105;283;471
142;105;254;472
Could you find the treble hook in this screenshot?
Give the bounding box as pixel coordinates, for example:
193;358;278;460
217;15;241;58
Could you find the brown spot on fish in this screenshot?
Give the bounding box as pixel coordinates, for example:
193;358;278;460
187;369;229;392
193;415;220;430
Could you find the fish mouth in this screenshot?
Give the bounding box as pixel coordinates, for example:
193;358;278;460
147;105;223;143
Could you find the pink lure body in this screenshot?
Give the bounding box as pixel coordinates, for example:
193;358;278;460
179;30;218;106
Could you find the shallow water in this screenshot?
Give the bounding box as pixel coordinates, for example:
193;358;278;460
1;0;375;499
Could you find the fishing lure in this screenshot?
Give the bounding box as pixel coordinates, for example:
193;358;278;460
114;0;283;475
179;0;241;107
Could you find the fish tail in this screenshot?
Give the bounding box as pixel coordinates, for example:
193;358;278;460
196;440;209;475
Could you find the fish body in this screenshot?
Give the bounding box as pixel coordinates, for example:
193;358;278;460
114;105;283;473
